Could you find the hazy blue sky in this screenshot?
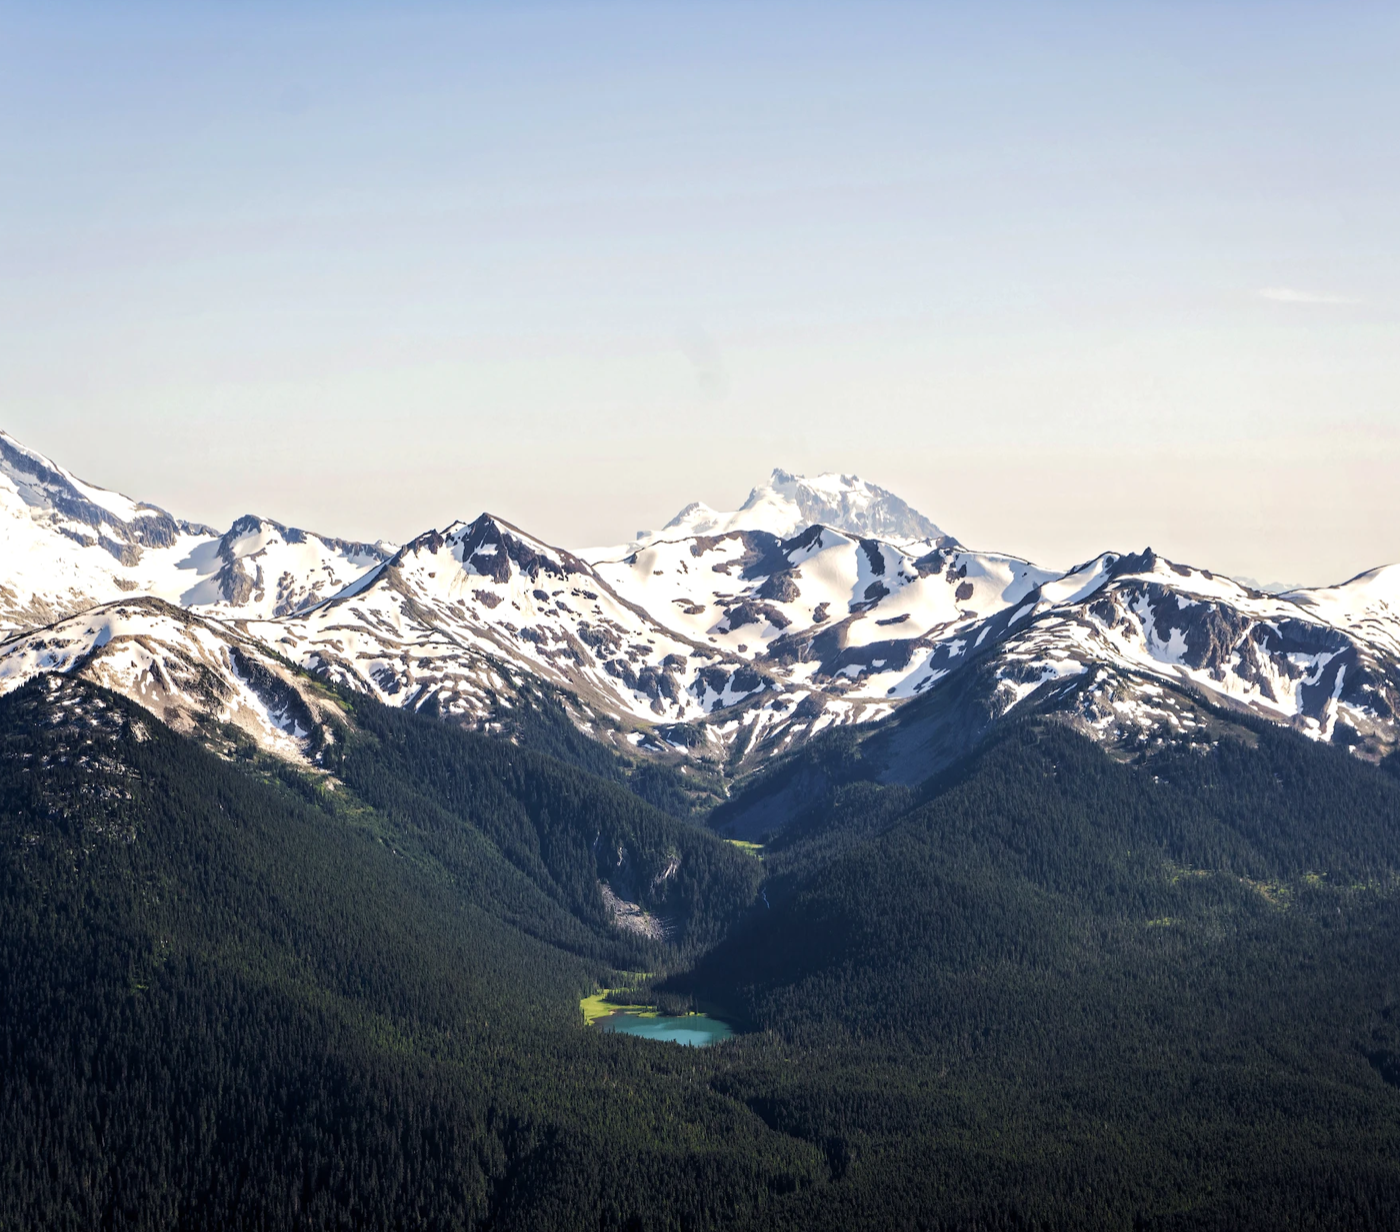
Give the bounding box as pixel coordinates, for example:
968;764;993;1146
2;2;1397;582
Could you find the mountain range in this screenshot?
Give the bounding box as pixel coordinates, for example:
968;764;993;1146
6;426;1400;1229
3;427;1398;784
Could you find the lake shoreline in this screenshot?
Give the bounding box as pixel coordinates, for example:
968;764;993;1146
581;993;736;1046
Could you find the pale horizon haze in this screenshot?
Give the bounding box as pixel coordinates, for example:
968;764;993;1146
2;1;1398;587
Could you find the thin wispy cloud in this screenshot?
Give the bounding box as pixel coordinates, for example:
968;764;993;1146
1258;287;1360;305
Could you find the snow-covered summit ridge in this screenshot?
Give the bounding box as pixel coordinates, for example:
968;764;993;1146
0;431;394;629
4;428;1400;775
1284;564;1400;658
633;468;952;549
0;429;214;562
1287;564;1400;618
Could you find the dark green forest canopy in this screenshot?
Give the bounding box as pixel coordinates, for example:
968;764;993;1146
404;674;723;819
3;674;1400;1229
685;716;1400;1029
329;691;761;962
0;677;792;1230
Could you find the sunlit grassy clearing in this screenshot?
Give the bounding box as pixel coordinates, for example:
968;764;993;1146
580;983;659;1025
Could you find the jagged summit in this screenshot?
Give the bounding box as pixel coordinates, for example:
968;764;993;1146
0;430;392;628
649;468;952;547
0;429;213;562
3;428;1399;775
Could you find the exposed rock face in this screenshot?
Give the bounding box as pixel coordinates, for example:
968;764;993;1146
0;597;340;763
595;840;681;941
0;431;205;565
599;882;668;941
449;513;589;585
651;468;954;545
3;431;1399;782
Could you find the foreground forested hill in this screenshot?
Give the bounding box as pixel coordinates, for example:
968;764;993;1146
3;674;1400;1229
678;714;1400;1227
0;677;799;1229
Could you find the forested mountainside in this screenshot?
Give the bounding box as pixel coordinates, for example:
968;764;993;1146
0;676;794;1230
676;711;1400;1228
4;668;1400;1229
5;428;1400;1227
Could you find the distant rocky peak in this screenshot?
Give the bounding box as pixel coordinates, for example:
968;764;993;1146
0;429;201;562
219;513;391;564
423;513;589;584
654;467;954;547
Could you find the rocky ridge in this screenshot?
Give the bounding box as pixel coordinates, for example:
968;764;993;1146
1;430;1398;776
0;430;393;630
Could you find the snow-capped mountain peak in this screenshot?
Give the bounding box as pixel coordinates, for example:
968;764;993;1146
0;430;393;630
0;429;213;563
1284;563;1400;658
186;514;394;617
3;429;1399;779
644;468;953;547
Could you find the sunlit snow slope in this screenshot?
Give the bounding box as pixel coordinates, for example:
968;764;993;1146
2;430;1398;775
0;431;392;631
0;597;342;761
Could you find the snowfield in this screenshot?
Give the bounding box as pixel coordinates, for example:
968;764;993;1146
2;431;1398;772
0;431;392;631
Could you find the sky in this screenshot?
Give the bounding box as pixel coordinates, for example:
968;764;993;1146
1;1;1397;585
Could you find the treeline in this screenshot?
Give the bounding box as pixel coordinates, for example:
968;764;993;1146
420;673;723;818
331;694;760;961
0;678;804;1230
4;672;1400;1228
672;716;1400;1225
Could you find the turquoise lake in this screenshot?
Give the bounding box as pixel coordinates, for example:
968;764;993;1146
596;1011;733;1047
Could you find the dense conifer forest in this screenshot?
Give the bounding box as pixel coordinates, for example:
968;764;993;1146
3;673;1400;1228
